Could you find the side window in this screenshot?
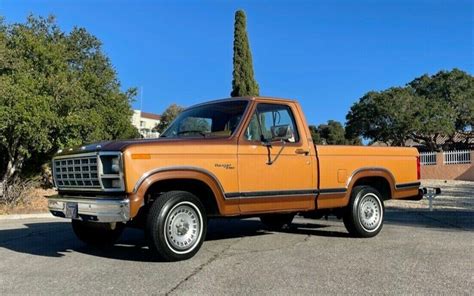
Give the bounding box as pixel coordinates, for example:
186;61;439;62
245;104;299;143
179;117;212;133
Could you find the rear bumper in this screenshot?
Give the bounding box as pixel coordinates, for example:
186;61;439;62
47;195;130;223
401;187;441;201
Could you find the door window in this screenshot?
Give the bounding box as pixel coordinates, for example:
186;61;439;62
245;104;299;143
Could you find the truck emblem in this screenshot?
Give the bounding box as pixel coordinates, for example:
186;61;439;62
215;163;235;170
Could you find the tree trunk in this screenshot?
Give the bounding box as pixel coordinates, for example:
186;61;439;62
1;156;19;186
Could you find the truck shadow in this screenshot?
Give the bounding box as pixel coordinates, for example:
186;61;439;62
0;209;471;261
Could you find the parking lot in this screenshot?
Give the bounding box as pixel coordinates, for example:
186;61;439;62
0;204;472;295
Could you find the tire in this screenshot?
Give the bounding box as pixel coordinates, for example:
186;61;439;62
343;186;385;238
71;220;124;246
146;191;207;261
260;213;295;231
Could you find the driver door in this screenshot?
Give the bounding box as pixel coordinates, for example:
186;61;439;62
237;102;315;214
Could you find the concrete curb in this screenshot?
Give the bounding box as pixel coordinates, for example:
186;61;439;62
0;213;54;220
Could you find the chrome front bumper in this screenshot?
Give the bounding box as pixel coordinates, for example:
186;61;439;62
47;195;130;223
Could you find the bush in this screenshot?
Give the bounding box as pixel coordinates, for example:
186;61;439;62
0;177;39;207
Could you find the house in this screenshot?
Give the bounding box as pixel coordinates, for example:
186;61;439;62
131;110;161;138
370;132;474;151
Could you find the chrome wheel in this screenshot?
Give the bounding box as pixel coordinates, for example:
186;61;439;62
164;201;203;254
358;193;383;232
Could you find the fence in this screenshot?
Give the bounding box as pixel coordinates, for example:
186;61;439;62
443;150;471;164
420;152;437;165
420;150;472;165
420;150;473;181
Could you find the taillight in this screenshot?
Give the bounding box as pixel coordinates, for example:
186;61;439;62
416;156;421;180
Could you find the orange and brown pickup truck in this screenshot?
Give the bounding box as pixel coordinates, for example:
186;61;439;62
48;96;426;261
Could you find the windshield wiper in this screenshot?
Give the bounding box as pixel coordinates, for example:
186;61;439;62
177;130;208;137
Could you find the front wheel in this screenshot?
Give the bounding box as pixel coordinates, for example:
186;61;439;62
343;186;384;238
71;220;124;246
146;191;207;261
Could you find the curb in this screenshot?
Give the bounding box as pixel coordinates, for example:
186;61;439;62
0;213;55;220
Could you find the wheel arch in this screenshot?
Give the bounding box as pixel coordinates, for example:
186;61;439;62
129;167;227;218
346;167;396;201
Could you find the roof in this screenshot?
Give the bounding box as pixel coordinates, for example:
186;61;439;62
233;96;297;103
370;132;474;147
140;111;161;120
187;96;297;110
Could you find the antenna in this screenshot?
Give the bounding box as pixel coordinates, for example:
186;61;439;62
140;86;144;111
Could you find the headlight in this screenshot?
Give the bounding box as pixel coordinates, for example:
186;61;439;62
100;154;122;175
111;157;120;173
98;153;124;191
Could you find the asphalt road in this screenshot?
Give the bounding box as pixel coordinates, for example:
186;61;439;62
0;209;472;295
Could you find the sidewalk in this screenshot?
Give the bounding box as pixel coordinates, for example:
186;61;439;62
0;213;53;220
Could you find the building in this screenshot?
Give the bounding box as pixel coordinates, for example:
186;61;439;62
370;132;473;151
131;110;161;138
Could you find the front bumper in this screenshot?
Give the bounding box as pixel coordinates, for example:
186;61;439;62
47;195;130;223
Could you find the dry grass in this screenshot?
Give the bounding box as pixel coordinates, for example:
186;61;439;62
0;188;56;215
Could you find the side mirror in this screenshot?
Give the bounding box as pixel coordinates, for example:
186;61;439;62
270;124;292;142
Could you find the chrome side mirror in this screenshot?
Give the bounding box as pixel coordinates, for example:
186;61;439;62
270;124;291;142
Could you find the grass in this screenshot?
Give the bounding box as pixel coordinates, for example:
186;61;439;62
0;188;56;215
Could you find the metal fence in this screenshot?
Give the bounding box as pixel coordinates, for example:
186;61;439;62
420;152;437;165
443;150;471;165
420;150;472;165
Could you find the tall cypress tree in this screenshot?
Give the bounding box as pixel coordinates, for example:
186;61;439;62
231;10;259;97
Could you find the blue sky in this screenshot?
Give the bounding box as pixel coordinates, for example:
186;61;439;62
2;0;473;126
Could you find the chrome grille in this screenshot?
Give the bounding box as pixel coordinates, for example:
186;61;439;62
53;155;101;190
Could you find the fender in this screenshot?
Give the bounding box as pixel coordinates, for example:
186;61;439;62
127;166;235;218
317;167;396;209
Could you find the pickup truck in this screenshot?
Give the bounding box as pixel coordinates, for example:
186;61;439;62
48;96;424;261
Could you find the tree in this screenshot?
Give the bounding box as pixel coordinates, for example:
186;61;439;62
308;125;322;144
155;104;185;133
318;120;347;145
309;121;360;145
230;10;259;97
0;15;139;186
409;69;473;147
346;88;422;146
345;69;472;150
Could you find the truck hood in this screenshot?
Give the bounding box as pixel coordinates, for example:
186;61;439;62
55;139;160;156
55;137;227;156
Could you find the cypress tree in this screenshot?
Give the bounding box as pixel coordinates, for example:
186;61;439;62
231;10;259;97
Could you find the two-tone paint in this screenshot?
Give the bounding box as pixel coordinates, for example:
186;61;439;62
71;96;422;220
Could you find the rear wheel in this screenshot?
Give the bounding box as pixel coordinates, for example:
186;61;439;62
260;213;295;230
146;191;207;261
71;220;124;246
343;186;384;238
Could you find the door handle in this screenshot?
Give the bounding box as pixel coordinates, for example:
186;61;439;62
295;148;309;155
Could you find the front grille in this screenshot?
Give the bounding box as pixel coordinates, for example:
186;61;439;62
53;155;101;190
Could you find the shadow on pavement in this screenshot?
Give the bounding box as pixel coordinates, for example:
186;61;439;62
0;209;471;261
385;208;474;231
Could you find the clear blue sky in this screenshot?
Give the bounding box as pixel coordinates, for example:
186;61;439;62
2;0;473;125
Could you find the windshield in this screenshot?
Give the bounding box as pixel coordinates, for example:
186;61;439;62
161;100;248;138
